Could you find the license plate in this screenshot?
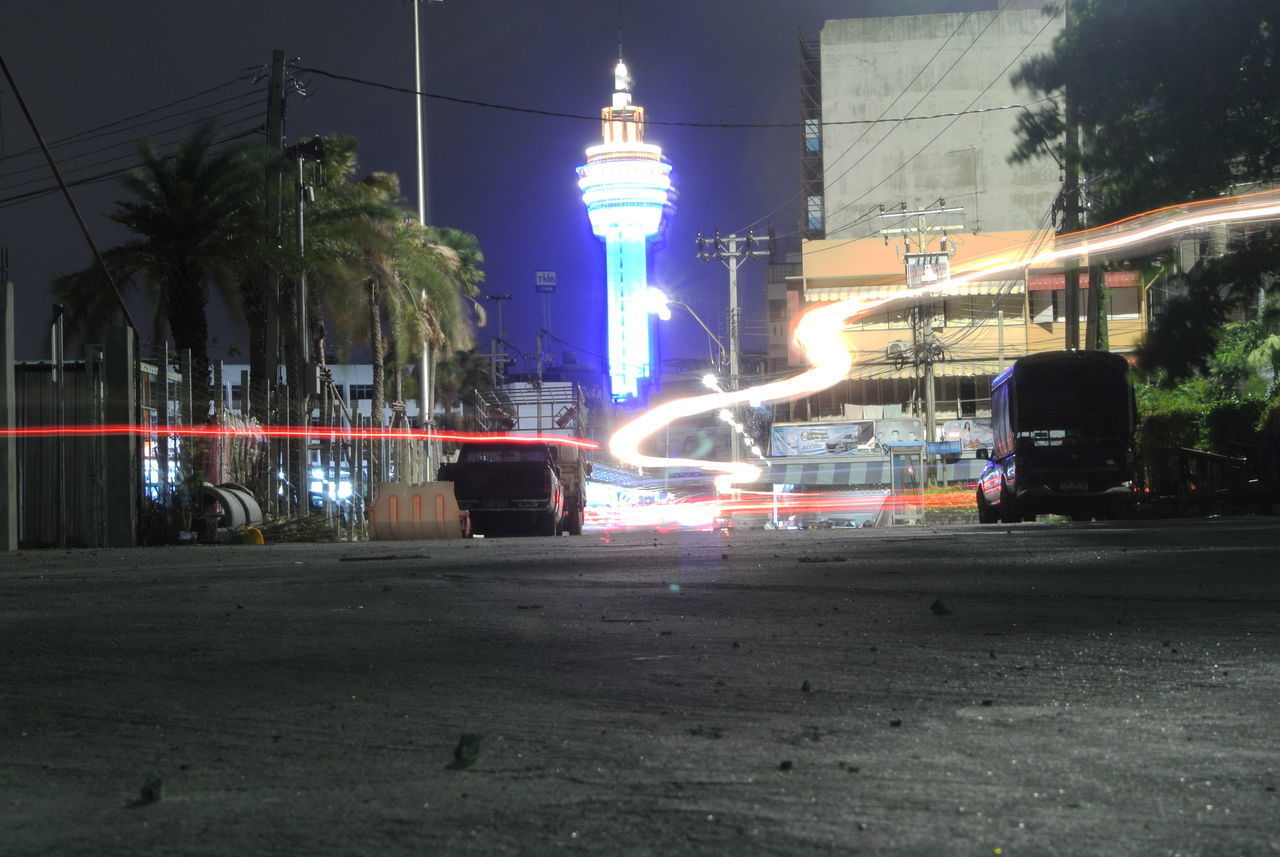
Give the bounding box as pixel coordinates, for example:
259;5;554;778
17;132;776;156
481;499;510;509
1060;479;1088;493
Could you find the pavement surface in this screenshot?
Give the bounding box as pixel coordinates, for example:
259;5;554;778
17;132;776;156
2;517;1279;856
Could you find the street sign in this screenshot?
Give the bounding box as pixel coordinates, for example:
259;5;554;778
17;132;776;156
535;270;556;293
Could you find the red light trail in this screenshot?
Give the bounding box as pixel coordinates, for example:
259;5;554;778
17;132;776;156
4;423;600;450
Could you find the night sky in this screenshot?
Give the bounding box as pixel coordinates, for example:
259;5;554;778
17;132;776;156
2;0;995;374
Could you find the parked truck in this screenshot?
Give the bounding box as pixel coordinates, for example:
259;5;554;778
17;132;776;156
438;381;594;536
439;441;567;536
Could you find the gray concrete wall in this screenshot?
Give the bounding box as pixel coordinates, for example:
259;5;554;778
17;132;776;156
819;7;1063;239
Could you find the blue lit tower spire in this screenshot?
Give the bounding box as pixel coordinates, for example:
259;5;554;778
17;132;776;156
577;57;675;400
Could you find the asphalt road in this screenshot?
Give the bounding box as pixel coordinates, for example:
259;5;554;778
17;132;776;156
3;517;1279;856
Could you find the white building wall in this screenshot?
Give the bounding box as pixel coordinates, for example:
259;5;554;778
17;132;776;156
819;7;1063;238
215;364;420;422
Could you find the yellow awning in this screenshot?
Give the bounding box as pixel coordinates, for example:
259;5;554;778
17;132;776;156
847;358;1012;380
804;280;1024;303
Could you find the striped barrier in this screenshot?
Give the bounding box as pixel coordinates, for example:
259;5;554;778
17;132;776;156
368;482;470;540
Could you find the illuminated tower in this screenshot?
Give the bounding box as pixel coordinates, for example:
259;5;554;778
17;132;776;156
577;58;675;401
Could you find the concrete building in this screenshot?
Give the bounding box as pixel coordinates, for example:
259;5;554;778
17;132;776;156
816;4;1062;240
770;6;1149;437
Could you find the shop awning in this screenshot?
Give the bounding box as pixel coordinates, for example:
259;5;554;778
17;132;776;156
803;279;1023;303
848;358;1012;380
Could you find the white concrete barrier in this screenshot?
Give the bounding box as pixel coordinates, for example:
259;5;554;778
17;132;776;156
368;482;469;540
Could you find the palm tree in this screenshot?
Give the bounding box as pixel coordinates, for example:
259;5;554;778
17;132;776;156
434;347;495;431
295;147;485;430
53;123;254;395
383;221;486;418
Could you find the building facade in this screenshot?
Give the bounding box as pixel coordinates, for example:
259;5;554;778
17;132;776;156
770;6;1150;442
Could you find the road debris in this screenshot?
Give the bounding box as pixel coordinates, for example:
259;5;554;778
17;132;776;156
448;734;482;770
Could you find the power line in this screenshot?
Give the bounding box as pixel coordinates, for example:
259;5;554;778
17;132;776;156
0;105;266;189
294;64;1046;130
0;78;250;163
0;126;264;210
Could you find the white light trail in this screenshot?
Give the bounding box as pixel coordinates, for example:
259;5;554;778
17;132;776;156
610;190;1280;491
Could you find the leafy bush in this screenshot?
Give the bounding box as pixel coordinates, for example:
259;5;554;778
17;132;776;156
1136;407;1203;462
1204;397;1268;456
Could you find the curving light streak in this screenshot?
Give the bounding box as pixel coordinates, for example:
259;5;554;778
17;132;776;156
611;190;1280;490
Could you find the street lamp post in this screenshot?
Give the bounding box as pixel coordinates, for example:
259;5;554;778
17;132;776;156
646;288;727;373
670;299;727;372
407;0;444;226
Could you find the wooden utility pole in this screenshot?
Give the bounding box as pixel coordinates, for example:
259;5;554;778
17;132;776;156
262;50;286;513
1085;264;1104;350
1061;0;1081;350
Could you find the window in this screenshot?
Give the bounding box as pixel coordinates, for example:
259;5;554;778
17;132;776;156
348;384;374;402
959;377;978;418
807;196;823;231
1029;290;1056;323
943;294;1023;327
768;299;788;322
1107;286;1140;319
804;119;821;153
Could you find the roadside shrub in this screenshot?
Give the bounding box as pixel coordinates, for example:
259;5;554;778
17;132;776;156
1258;396;1280;432
1136;407;1203;462
1204;397;1267;456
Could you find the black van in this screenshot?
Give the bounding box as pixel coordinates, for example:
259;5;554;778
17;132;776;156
976;350;1137;523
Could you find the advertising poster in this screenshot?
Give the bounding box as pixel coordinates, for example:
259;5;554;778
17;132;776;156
940;418;993;449
769;421;876;456
664;417;731;462
874;417;924;446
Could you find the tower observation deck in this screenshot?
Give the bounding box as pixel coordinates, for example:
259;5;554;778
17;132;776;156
577;59;675;401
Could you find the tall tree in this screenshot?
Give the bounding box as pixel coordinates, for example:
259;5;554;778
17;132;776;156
1010;0;1279;222
1010;0;1280;379
290;142;484;433
434;348;495;431
53;124;254;394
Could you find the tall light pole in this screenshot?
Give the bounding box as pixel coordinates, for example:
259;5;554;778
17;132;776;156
408;0;443;226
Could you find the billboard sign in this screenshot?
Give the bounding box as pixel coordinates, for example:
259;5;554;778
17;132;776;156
769;420;875;456
939;418;993;449
874;417;924;446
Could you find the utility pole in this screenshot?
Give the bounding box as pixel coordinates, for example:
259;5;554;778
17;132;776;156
1060;0;1082;350
262;50;286;514
264;50;286;411
877;202;962;483
287;137;323;514
696;231;769;467
485;294;511;385
1085;264;1104;350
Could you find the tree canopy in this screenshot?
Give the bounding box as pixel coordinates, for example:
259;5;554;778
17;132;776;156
1011;0;1279;223
1010;1;1280;383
